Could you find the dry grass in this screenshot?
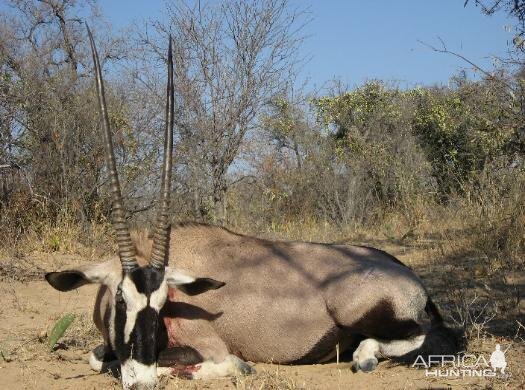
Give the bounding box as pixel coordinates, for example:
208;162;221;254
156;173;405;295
59;312;100;350
228;171;524;277
0;216;115;264
231;366;299;389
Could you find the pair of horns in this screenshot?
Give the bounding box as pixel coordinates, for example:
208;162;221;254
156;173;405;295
87;26;174;272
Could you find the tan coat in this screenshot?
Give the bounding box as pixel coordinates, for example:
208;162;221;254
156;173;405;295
92;223;429;364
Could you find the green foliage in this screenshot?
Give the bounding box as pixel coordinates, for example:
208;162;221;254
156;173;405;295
262;97;296;140
47;234;61;252
313;79;522;203
0;344;9;362
411;83;517;197
48;313;76;352
315;81;404;133
313;81;432;220
0;0;523;269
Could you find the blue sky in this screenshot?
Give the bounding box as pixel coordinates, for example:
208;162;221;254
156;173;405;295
100;0;513;89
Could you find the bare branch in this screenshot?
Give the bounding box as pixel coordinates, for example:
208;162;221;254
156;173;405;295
419;38;516;92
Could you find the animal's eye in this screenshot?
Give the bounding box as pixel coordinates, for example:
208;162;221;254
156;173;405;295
115;286;125;304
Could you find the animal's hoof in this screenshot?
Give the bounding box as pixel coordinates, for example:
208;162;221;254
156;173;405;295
228;354;255;376
238;360;256;375
357;357;378;372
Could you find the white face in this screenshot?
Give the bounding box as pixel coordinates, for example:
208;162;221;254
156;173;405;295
112;270;168;390
45;261;224;390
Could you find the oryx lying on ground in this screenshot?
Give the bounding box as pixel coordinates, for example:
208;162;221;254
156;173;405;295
45;31;462;390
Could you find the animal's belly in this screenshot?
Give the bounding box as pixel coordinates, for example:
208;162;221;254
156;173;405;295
227;325;344;364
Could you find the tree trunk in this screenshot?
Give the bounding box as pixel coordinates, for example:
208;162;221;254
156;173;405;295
211;171;227;224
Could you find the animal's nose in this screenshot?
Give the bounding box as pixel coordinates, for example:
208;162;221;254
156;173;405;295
121;360;159;390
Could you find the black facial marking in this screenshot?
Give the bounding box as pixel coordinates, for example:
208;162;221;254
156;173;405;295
114;305;161;364
129;306;160;364
130;266;165;295
113;285;129;360
112;266;166;364
115;284;124;304
92;344;117;363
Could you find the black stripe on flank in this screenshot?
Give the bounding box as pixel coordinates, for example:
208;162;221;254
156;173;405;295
348;299;423;340
157;346;203;366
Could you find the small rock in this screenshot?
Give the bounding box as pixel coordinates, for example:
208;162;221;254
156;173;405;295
473;265;487;277
37;330;47;343
504;273;525;285
519;298;525;314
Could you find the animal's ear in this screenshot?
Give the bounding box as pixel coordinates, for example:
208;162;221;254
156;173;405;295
165;267;225;296
45;260;117;292
46;270;91;291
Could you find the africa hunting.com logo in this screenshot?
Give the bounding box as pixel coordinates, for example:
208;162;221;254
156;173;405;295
412;344;508;378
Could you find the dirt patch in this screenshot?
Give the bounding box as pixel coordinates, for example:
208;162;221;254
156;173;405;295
0;244;524;389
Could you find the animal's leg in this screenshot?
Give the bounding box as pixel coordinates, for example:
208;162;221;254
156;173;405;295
377;335;426;357
352;339;379;372
89;344;119;372
353;335;426;372
157;354;254;379
192;354;254;379
160;317;255;379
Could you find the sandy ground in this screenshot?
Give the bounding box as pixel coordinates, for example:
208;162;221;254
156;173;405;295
0;241;524;390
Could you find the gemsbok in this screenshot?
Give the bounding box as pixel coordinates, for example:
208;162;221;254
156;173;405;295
45;29;463;390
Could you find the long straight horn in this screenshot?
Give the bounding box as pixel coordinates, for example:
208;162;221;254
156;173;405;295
87;26;138;273
150;36;174;269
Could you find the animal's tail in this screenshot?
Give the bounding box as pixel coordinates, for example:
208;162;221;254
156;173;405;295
422;297;465;355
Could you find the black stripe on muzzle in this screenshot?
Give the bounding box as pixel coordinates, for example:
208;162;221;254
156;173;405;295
114;305;160;365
